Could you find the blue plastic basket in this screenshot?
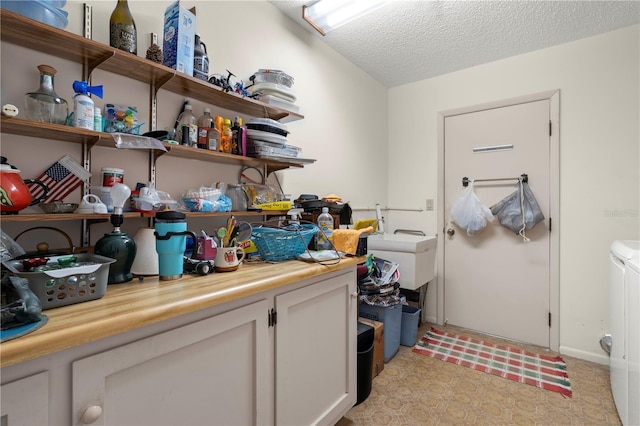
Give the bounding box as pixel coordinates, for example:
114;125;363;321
251;224;318;262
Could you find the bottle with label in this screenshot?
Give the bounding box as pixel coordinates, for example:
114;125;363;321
231;116;244;155
110;0;137;55
193;34;209;81
72;81;103;130
197;108;214;149
221;118;233;153
94;107;102;132
316;207;334;250
176;104;197;146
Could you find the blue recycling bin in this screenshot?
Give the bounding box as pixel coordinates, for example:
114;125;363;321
400;304;421;346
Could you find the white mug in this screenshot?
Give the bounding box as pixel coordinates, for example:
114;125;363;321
214;246;246;272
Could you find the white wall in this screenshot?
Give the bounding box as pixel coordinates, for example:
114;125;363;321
387;25;640;363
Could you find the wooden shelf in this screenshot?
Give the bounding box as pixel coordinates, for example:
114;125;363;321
0;210;289;223
0;9;304;123
1;117;305;174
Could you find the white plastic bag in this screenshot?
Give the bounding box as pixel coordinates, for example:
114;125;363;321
449;181;494;236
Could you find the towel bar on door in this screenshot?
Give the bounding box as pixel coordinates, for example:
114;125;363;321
462;173;528;187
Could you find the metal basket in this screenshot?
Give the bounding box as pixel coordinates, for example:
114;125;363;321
251;223;318;262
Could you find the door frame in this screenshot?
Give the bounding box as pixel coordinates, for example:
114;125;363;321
436;90;560;351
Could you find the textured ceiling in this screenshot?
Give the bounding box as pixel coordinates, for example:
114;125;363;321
269;1;640;87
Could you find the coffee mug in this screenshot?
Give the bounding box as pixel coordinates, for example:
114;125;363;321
214;246;245;272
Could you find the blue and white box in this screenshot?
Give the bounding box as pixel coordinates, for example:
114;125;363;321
163;1;195;76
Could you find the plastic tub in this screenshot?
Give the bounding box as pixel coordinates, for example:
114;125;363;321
2;253;115;309
359;302;402;362
1;1;68;29
400;305;421;346
251;69;294;88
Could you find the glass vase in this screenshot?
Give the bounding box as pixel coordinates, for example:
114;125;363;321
25;64;69;125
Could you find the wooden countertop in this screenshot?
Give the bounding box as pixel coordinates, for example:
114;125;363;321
0;257;362;368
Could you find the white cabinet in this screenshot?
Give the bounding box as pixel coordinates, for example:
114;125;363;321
275;272;357;426
59;268;357;426
72;300;270;426
1;371;50;425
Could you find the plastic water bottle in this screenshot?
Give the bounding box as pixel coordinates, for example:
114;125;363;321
316;207;334;250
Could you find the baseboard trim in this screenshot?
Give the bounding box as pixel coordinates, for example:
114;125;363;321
559;346;610;365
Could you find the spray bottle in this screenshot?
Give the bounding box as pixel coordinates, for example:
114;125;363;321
72;81;103;130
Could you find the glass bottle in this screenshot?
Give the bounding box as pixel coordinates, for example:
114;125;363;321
110;0;137;55
176;104;197;146
24;64;69;125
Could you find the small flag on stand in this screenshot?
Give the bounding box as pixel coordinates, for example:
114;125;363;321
27;155;91;202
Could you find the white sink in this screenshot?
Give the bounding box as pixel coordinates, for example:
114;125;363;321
367;233;437;290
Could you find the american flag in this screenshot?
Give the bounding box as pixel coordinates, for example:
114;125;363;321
27;156;91;202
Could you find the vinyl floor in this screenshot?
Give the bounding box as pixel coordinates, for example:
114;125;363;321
339;322;621;425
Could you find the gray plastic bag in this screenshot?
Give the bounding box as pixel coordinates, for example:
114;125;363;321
490;181;544;241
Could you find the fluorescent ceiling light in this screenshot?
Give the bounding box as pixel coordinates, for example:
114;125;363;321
302;0;389;36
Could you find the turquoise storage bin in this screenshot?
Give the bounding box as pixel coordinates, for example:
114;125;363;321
400;305;421;346
359;302;402;362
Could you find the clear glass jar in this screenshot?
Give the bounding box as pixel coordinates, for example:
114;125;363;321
24;64;69;125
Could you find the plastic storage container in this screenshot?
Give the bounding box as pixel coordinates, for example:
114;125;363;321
356;322;374;405
400;304;421;346
2;253;116;309
1;0;68;29
359;302;402;362
251;69;294;88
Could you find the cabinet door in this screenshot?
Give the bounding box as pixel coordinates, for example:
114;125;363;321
72;300;269;426
1;371;49;425
275;271;357;426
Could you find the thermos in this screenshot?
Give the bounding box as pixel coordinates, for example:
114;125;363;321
154;211;196;280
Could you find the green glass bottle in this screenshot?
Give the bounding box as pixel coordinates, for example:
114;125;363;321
109;0;137;55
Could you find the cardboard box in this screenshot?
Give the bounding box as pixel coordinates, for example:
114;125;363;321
358;317;384;378
163;1;195;76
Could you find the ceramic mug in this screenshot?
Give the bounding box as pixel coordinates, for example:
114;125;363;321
214;246;245;272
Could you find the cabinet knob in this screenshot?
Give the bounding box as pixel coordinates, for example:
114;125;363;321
351;291;359;298
80;405;103;424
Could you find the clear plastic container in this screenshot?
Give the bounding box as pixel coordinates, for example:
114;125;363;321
316;207;334;250
1;1;68;29
251;69;294;88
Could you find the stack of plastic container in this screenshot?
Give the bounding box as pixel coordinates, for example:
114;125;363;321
248;69;299;113
1;0;68;29
245;118;302;161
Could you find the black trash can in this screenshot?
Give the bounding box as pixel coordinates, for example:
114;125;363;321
356;321;374;405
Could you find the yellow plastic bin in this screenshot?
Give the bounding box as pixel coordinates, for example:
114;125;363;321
400;305;421;346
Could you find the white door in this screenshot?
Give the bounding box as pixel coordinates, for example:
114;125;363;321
440;92;559;348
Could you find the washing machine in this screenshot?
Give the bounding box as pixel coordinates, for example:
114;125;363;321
609;240;640;426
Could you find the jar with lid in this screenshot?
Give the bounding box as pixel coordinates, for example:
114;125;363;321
24;64;68;125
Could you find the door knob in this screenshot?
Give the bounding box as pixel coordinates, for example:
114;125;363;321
80;405;103;424
446;228;455;236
